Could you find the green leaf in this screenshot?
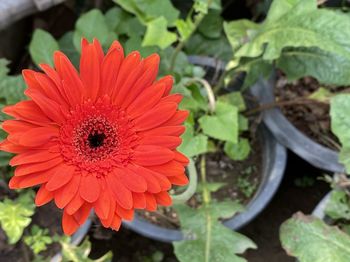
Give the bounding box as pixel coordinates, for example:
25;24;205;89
105;7;124;31
24;225;53;254
176;19;195;41
125;35;158;56
265;0;311;23
218;92;246;112
29;29;59;67
325;190;350;220
198;101;239;143
142;17;177;49
280;212;350;262
173;201;256;262
198;10;223;39
330;94;350;172
178;123;208;158
224;138;251;161
185;33;233;61
59;32;80;67
0;191;35;244
277;47;350;86
223;19;259;52
73;9;110;51
61;236;112;262
227;1;350;86
114;0;179;26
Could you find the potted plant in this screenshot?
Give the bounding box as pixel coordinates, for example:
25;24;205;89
279;93;350;261
223;0;350;173
15;0;289;260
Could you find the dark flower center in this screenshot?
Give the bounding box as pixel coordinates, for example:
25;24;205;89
88;133;106;148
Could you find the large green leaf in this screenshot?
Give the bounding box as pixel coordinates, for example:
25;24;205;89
178;122;208;158
29;29;59;67
173;201;256;262
114;0;179;26
0;191;35;244
277;47;350;85
225;0;350;86
280;212;350;262
198;101;239;143
330;94;350;172
73;9;110;51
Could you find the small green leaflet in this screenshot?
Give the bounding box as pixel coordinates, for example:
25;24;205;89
24;225;53;254
325;190;350;221
142;17;177;49
0;191;36;244
224;138;251;161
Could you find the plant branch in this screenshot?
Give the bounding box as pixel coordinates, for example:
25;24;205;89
244;98;328;116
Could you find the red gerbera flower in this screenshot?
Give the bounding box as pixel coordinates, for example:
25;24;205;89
0;39;189;235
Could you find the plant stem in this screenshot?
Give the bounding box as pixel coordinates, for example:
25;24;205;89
244;98;328;116
187;77;216;113
169;0;213;72
200;155;210;205
171;158;198;204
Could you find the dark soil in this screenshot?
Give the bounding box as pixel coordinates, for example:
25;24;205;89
137;138;262;230
274;75;341;150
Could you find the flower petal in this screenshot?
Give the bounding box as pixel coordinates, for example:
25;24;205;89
54;175;81;209
62;211;79;236
14;157;63;177
79;175;101;203
80;42;100;101
155;191;172;206
144;193;157;211
65;192;85;215
46;164;75;191
35;184;54;206
132;192;146;209
115;168;147;193
133;102;177;131
107;175;133;210
139;136;182;150
133;145;174;166
19;127;59;147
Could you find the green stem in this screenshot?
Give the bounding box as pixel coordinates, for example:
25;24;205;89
169;0;213;72
171;158;198;204
200;155;210;205
187;77;216;113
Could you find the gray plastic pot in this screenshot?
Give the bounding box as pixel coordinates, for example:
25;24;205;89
123;124;287;242
251;77;345;174
0;0;64;31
